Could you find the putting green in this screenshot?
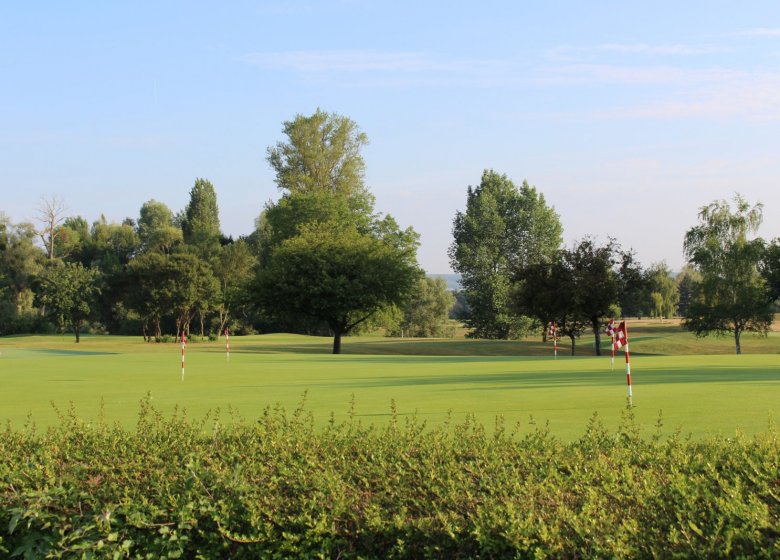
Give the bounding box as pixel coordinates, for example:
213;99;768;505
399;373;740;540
1;333;778;440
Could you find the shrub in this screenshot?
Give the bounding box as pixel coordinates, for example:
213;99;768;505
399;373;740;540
0;402;778;558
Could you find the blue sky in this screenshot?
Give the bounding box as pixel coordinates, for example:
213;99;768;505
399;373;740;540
2;1;780;272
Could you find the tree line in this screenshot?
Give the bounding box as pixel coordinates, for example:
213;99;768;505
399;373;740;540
2;109;779;354
449;173;780;355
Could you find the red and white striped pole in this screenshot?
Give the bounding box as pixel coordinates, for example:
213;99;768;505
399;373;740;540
624;324;633;406
180;333;187;381
225;327;230;361
611;334;615;371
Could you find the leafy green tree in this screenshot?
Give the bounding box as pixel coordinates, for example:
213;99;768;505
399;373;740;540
675;264;701;317
55;216;90;262
567;238;619;355
761;238;780;304
616;250;648;318
256;110;377;265
645;262;679;320
267;108;371;201
212;240;256;337
182;178;221;257
252;224;420;354
0;215;45;334
397;277;456;338
513;256;590;355
124;252;169;341
137;200;182;254
683;194;773;354
450;170;562;339
37;262;101;342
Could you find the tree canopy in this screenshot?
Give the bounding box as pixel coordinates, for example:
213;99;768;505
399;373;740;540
682;194;773;354
450;170;562;339
252;224;420;353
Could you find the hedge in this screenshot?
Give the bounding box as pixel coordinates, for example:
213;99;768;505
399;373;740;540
1;397;778;559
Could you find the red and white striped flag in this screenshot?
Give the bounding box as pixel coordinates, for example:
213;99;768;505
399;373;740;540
605;319;615;338
548;322;557;337
613;321;627;351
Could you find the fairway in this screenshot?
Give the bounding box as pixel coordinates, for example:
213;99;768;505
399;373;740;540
1;331;778;440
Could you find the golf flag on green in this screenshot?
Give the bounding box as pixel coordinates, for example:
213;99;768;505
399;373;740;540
605;318;616;370
180;333;187;381
613;321;632;405
548;321;558;359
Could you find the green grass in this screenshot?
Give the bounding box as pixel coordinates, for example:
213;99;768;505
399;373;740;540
1;322;778;440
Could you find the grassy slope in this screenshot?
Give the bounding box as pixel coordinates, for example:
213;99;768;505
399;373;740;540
0;320;778;440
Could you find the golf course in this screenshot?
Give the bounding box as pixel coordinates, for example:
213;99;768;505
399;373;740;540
2;321;778;440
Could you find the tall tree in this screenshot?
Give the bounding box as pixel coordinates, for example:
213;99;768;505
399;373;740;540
0;215;45;334
565;238;619;356
267;108;371;201
35;195;67;261
37;262;101;342
513;256;590;355
616;250;647;318
683;194;773;354
675;264;701;317
252;224;420;354
398;277;456;338
212;240;256;337
645;262;679;320
257;110;376;264
137;200;182;254
761;238;780;305
449;170;562;339
182;178;221;256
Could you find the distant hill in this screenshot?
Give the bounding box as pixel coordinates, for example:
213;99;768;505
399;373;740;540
427;273;462;291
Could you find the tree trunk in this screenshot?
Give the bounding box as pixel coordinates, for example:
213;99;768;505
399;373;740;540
73;322;80;343
332;328;342;354
592;319;602;356
735;329;742;355
570;334;576;356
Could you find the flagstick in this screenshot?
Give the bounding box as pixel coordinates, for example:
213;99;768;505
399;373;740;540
611;334;615;371
624;325;633;407
181;334;186;382
554;335;557;360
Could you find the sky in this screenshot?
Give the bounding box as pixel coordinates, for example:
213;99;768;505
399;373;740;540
2;1;780;273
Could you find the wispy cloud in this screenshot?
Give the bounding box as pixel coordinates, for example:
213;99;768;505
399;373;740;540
548;42;729;61
243;49;513;87
727;27;780;37
591;71;780;121
535;63;740;86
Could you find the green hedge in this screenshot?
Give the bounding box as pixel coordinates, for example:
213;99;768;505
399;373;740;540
1;398;778;559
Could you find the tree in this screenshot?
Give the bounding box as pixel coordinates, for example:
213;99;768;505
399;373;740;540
37;262;101;342
212;240;256;337
513;256;590;355
252;224;420;354
683;194;773;354
645;262;679;320
450;170;562;339
616;250;648;319
182;178;221;257
564;238;619;356
267;108;371;201
35;195;67;261
137;200;182;254
761;238;780;304
257;109;376;265
675;264;701;317
0;215;45;334
397;277;456;338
